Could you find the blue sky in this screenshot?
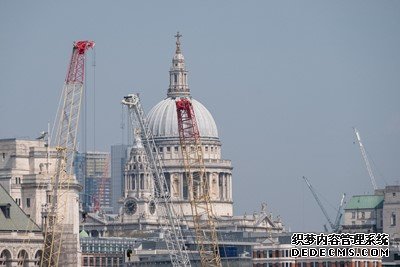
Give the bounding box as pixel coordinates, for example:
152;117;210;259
1;1;399;231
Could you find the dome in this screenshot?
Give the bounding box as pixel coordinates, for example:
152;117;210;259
147;97;219;139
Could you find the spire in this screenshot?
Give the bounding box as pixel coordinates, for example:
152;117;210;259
167;32;190;98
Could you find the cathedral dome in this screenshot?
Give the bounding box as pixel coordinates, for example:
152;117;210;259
147;97;219;139
146;32;219;140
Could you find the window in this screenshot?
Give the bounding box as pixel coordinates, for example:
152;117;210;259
159;147;163;153
205;146;208;152
183;173;188;200
361;212;365;219
391;213;396;226
174;74;177;83
167;147;171;152
352;211;355;219
0;204;11;218
393;192;396;197
174;147;179;153
26;198;30;208
2;153;5;160
140;174;144;190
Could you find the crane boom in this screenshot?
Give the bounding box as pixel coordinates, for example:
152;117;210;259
333;193;346;232
302;176;335;231
176;98;222;267
41;41;94;267
122;94;191;267
353;127;378;190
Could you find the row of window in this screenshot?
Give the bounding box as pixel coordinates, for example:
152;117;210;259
351;211;367;219
155;146;219;153
350;211;396;226
82;256;122;267
14;197;31;208
254;249;291;259
254;262;379;267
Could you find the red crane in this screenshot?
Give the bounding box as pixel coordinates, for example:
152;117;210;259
41;40;94;267
176;98;222;267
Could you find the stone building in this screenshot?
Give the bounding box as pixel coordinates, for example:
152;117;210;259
342;195;384;233
121;129;159;226
0;183;43;267
0;138;57;227
252;233;384;267
0;138;82;265
382;186;400;239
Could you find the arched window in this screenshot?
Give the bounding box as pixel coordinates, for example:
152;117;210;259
34;250;43;267
17;250;29;267
0;249;12;267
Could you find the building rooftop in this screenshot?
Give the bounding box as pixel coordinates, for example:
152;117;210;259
345;195;384;210
0;183;41;232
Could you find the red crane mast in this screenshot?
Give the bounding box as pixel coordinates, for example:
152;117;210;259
176;98;222;267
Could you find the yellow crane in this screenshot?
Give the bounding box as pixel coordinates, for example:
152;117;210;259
41;41;94;266
176;98;222;267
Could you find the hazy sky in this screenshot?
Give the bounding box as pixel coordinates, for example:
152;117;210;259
1;1;399;231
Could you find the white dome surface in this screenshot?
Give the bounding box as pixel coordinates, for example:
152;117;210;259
147;98;219;139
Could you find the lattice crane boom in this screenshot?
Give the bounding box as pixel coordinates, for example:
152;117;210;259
302;176;335;231
41;40;94;267
122;94;191;267
176;98;222;267
353;127;378;190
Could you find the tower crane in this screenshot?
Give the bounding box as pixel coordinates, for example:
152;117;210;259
353;127;378;190
176;98;222;267
41;41;94;267
122;94;191;267
302;176;345;233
